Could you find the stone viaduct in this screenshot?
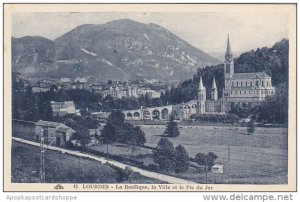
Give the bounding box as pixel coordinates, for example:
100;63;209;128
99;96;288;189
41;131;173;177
123;100;198;121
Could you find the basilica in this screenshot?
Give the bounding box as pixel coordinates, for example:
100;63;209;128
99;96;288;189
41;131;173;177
123;37;276;121
197;36;276;114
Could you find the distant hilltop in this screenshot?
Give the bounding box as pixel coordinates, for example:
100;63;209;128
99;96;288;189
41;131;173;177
12;19;219;82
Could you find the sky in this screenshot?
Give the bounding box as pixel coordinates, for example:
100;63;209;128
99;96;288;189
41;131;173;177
11;12;289;54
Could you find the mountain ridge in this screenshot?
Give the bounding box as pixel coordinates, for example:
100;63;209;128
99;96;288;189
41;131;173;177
12;19;220;82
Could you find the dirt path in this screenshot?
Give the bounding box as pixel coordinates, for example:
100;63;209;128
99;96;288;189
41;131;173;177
12;137;197;184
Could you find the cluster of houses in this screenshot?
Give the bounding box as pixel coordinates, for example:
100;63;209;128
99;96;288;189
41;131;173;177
98;86;162;99
29;76;164;100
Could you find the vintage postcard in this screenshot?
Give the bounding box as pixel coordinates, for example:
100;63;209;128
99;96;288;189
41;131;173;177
3;4;296;192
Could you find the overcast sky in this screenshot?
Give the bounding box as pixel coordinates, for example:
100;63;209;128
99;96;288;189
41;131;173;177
12;12;289;53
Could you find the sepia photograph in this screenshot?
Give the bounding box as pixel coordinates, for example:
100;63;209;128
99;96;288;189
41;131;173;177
3;3;296;192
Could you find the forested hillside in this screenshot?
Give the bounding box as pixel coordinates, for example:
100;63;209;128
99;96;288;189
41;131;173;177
161;39;289;104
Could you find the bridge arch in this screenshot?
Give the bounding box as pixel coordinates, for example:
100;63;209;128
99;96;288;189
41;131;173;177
133;112;140;120
126;112;133;120
143;110;151;120
152;110;160;120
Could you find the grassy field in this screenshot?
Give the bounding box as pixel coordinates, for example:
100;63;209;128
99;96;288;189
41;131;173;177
140;125;288;184
11;141;164;184
12;121;288;184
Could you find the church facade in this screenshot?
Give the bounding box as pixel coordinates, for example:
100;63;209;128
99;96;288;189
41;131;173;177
197;37;276;114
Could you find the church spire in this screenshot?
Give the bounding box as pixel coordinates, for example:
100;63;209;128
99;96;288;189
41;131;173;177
211;76;217;89
225;34;233;62
199;75;205;90
211;76;218;100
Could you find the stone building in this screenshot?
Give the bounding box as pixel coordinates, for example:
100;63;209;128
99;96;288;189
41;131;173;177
197;36;276;114
50;101;76;116
35;120;75;147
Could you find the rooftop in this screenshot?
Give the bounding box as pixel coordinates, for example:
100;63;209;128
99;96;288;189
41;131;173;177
232;72;271;80
35;120;62;128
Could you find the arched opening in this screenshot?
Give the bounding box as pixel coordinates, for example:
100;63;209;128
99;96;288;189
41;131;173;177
133;112;140;120
152;110;160;120
143;110;151;120
127;112;133;120
161;108;169;120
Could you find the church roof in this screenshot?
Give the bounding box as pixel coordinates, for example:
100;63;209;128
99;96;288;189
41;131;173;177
232;72;271;80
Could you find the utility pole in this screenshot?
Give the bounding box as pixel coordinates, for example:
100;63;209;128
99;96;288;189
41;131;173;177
228;145;230;161
205;155;208;184
39;128;56;183
40;131;45;183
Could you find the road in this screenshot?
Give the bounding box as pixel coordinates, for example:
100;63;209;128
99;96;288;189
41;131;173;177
12;137;197;184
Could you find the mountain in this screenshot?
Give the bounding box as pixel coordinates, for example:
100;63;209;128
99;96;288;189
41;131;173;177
12;36;55;75
12;19;219;81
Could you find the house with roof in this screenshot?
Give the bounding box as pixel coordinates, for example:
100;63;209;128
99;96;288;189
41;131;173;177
60;77;72;89
35;120;75;147
72;77;88;89
50;101;77;116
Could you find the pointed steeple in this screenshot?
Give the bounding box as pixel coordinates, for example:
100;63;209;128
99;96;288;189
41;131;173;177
199;75;205;90
225;34;233;62
211;76;218;100
211;76;217;89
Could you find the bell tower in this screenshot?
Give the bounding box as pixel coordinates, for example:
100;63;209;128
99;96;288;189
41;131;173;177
224;35;234;80
197;76;206;114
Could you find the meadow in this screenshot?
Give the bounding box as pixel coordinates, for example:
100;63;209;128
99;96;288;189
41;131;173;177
11;141;164;184
140;125;288;184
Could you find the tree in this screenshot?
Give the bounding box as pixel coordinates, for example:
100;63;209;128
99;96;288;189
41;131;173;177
255;82;288;124
207;152;218;170
101;124;117;161
247;120;255;135
164;115;180;137
152;138;176;172
107;110;125;125
74;126;91;147
174;145;189;173
195;152;218;171
195;153;207;166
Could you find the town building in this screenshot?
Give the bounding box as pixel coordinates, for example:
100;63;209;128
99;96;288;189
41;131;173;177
35;120;75;147
60;77;72;89
50;101;77;116
72;77;87;89
102;86;139;99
